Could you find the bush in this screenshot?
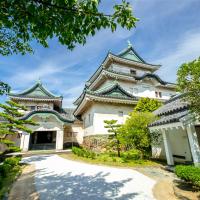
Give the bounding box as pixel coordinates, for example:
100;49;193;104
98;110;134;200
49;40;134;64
4;156;21;166
0;156;21;177
72;147;96;159
121;149;142;160
175;165;200;188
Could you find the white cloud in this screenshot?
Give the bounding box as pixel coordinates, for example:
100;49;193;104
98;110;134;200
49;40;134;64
153;30;200;82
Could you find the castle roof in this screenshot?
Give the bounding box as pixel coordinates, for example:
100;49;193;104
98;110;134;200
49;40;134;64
74;83;138;116
149;94;190;127
117;44;146;63
85;44;161;88
9;80;62;102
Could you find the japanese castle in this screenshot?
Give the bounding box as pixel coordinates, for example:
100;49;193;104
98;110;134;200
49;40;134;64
8;43;177;152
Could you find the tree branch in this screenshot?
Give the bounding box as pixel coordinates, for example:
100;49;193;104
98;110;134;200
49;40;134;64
32;0;112;17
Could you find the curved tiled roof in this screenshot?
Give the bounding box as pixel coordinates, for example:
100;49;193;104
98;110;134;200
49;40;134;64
135;73;172;85
9;81;62;100
21;109;74;123
117;45;146;63
153;94;189;116
150;94;190;127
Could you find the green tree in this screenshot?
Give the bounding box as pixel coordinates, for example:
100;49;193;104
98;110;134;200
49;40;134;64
104;120;121;157
134;97;162;113
0;0;138;56
119;112;155;157
0;100;36;152
0;81;10;95
177;57;200;115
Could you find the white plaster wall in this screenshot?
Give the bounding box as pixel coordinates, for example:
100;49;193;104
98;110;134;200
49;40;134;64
109;63;151;75
84;103;135;137
96;79;175;100
152;131;166;159
167;128;192;162
29;115;63;131
82;106;95;136
71;122;84;144
17;101;54;114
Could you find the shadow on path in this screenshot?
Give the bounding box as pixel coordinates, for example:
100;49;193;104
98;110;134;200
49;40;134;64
35;169;138;200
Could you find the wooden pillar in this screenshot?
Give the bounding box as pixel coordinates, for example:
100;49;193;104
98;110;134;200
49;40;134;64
186;125;200;166
162;129;174;165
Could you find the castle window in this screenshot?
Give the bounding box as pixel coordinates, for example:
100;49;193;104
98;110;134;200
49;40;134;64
30;106;35;111
37;106;42;110
118;111;123;117
155;91;162;98
133;88;138;94
130;69;136;75
129;87;133;94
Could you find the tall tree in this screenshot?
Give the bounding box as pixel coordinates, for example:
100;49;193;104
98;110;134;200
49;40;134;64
177;57;200;115
104;120;121;157
134;97;162;113
0;0;138;56
0;100;36;152
0;81;10;95
119;112;155;156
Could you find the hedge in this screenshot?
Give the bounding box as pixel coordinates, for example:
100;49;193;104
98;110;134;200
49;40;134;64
72;147;96;159
0;156;22;199
175;165;200;188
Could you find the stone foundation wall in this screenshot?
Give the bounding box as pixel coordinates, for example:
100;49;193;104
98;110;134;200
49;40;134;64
83;135;110;153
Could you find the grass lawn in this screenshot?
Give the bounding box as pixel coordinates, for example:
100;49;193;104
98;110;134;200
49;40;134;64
60;153;164;168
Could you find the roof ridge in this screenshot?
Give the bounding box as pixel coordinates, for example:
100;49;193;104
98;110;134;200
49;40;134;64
117;45;146;63
10;81;62;99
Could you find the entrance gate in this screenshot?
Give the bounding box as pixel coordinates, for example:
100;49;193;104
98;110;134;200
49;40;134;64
29;131;56;150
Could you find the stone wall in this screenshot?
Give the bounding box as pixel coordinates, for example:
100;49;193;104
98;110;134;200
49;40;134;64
83;135;110;153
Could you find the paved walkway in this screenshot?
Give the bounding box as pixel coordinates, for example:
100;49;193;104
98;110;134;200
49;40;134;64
23;155;156;200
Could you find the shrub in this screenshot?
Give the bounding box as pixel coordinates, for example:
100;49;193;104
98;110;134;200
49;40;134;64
175;165;200;188
0;156;21;177
121;149;142;160
72;147;96;159
4;156;21;166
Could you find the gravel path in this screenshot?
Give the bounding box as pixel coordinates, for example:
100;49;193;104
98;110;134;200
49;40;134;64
23;154;156;200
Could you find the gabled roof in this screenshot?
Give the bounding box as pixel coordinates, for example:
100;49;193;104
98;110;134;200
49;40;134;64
73;83;138;116
21;109;74;123
135;73;174;85
94;83;136;99
149;94;190;127
118;45;145;63
9;80;62;100
86;46;161;87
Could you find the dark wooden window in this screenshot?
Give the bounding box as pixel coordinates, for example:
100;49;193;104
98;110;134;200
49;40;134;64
130;69;136;75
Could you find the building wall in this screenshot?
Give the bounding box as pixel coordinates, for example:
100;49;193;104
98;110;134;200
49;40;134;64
109;63;151;76
63;121;84;145
16;101;54;114
168;128;192;162
97;79;175;100
152;128;192;163
83;102;135;137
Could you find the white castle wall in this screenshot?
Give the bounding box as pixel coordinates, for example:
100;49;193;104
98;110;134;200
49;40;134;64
97;79;175;100
83;103;135;137
109;63;151;76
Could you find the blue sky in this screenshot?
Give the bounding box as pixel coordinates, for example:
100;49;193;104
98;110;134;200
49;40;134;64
1;0;200;107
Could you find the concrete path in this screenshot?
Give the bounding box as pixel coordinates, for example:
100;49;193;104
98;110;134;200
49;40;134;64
23;155;156;200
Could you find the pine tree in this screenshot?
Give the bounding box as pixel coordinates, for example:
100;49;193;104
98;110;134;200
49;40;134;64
104;120;121;157
0;100;36;152
0;81;10;95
